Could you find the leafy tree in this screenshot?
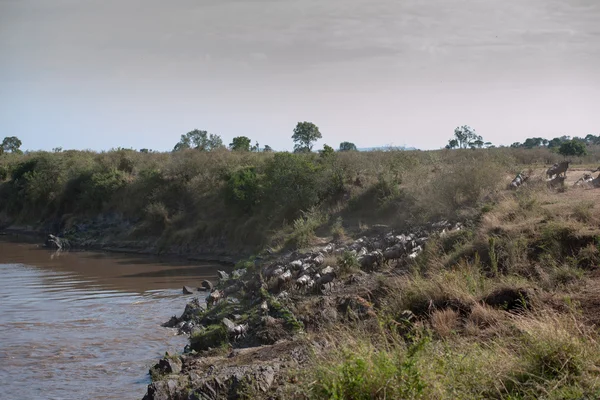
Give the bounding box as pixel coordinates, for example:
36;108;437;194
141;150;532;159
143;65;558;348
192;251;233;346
139;148;149;153
229;136;252;152
173;129;224;152
522;137;547;148
1;136;23;154
292;121;322;153
558;140;587;157
446;139;459;149
251;141;260;152
584;134;600;145
547;137;563;149
339;141;358;152
173;134;191;151
472;139;485;148
319;144;335;159
445;126;483;149
263;145;273;153
208;134;224;150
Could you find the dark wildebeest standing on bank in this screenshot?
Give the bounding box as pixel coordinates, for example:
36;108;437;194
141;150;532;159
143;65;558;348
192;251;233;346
546;161;570;179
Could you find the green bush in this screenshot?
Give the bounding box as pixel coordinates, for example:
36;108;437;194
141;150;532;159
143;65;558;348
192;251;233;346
338;251;360;275
78;169;128;212
0;164;9;181
263;153;322;220
312;337;428;399
0;154;67;217
224;166;262;213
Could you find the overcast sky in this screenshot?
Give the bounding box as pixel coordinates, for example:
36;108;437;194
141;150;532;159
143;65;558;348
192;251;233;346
1;0;599;152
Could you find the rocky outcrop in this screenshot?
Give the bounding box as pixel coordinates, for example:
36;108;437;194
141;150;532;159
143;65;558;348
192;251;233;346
144;363;281;400
143;220;464;399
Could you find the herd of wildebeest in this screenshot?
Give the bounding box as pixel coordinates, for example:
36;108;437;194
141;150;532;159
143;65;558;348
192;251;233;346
510;160;600;190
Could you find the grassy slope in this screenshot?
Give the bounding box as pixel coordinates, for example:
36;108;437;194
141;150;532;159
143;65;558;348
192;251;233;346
278;168;600;399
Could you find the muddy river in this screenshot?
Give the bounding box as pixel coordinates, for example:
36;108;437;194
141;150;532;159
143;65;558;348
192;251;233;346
0;238;222;400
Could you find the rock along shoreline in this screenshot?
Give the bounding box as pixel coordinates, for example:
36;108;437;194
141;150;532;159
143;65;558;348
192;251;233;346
142;220;466;400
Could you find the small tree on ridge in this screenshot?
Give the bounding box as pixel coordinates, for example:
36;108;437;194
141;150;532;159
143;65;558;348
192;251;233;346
339;141;358;152
229;136;252;152
173;130;224;152
446;125;484;149
1;136;23;154
292;121;322;153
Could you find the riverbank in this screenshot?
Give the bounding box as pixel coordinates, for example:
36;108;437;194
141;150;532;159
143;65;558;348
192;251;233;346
1;146;595;271
142;171;600;399
0;225;238;266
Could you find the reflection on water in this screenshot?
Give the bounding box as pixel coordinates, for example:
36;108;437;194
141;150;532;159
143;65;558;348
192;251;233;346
0;239;222;400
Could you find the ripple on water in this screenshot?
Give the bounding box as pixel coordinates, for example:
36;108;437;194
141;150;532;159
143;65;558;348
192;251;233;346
0;246;215;400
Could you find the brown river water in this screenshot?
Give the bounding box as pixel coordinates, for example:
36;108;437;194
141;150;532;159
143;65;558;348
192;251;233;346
0;238;223;400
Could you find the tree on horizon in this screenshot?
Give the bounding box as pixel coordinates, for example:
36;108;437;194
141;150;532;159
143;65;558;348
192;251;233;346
1;136;23;154
292;122;322;153
229;136;252;152
339;141;358;152
445;125;485;149
173;130;224;152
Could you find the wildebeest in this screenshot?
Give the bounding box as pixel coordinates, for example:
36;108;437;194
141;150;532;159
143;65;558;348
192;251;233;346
360;250;384;271
546;161;570;179
315;271;337;292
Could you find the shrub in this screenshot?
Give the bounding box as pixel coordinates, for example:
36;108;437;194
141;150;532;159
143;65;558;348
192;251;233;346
224;166;262;213
78;169;128;212
421;158;505;220
430;308;460;338
189;324;228;352
571;200;594;223
289;208;325;248
263;153;322;220
331;216;346;241
311;336;428;399
144;201;170;231
0;164;8;181
504;312;600;397
338;251;360;275
1;154;67;217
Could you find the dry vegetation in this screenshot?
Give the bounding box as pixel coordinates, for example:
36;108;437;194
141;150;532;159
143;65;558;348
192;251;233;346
4;146;600;399
272;165;600;400
2;145;600;255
